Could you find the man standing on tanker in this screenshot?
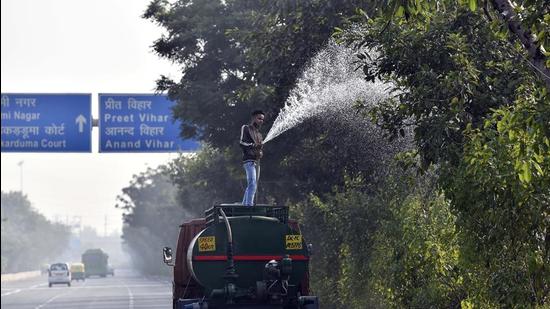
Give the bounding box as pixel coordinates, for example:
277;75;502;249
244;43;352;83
240;110;265;206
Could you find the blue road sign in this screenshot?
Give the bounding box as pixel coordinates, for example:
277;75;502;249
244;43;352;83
99;94;200;152
1;93;92;152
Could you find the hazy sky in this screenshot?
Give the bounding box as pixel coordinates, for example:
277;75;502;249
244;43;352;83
1;0;184;234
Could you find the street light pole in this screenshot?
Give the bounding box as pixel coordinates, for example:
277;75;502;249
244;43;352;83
18;160;24;193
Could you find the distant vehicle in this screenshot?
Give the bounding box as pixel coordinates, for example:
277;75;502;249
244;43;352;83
107;264;115;276
48;263;71;287
40;263;50;275
82;248;109;278
70;263;86;281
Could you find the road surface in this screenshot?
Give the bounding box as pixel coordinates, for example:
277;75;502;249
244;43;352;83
1;269;171;309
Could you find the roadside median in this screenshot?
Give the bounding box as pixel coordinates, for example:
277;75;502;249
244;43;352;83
1;271;41;282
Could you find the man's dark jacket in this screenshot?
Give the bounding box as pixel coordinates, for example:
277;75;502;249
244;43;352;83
239;124;263;162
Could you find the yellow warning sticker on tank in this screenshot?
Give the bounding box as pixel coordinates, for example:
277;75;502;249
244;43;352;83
285;235;302;250
198;236;216;252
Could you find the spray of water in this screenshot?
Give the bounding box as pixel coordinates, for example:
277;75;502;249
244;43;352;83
263;40;389;144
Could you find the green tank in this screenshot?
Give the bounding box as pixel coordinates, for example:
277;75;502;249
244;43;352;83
188;215;309;292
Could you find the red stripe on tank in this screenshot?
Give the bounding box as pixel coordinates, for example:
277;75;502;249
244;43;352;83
194;255;309;261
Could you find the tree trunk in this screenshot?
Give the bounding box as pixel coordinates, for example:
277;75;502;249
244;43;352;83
491;0;550;91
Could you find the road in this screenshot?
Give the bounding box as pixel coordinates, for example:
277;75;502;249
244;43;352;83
1;269;171;309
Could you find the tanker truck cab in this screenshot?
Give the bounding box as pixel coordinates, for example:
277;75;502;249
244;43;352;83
164;204;319;309
48;263;71;287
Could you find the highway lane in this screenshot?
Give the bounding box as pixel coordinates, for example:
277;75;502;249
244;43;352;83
1;269;171;309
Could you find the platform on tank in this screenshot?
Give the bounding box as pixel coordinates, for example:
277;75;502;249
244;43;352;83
205;204;289;226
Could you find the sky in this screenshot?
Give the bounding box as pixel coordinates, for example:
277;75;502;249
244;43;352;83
1;0;184;235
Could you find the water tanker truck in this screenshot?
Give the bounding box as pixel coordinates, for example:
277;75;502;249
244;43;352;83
163;204;319;309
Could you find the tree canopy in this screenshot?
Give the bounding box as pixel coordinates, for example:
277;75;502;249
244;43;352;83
336;2;549;306
1;191;71;273
117;0;550;307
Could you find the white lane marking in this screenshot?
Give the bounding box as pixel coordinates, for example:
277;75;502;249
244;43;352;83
1;283;46;296
127;285;134;309
30;283;47;289
126;292;171;296
1;289;22;296
35;290;70;309
30;283;169;290
118;277;135;309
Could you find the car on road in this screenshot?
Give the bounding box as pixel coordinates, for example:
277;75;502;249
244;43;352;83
48;263;71;287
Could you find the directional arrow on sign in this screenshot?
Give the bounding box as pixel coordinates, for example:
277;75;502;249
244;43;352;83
75;115;87;133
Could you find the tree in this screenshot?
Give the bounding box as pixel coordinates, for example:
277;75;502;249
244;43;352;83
143;0;411;207
295;168;463;308
374;0;549;90
369;191;463;308
338;7;541;168
116;166;185;275
337;2;549;306
1;191;70;273
444;85;550;306
167;147;245;210
136;1;550;305
143;0;375;147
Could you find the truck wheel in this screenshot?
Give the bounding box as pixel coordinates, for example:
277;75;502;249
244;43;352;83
68;282;71;287
49;283;52;288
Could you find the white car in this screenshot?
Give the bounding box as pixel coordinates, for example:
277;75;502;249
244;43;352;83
48;263;71;287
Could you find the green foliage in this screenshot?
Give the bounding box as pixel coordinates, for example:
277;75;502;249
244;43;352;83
118;147;245;275
116;166;184;275
374;0;549;63
144;0;374;147
294;169;463;308
337;1;549;306
167;146;245;211
293;180;390;308
1;191;71;273
339;7;536;167
142;0;393;205
444;85;550;306
370;192;464;308
136;0;549;305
